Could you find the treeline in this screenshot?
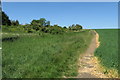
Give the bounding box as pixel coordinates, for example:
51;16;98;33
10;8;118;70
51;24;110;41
2;11;83;34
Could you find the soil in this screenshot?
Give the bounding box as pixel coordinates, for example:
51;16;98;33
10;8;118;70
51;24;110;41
77;30;107;78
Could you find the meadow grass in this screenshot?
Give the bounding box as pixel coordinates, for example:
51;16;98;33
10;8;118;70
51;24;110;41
95;29;118;75
2;30;93;78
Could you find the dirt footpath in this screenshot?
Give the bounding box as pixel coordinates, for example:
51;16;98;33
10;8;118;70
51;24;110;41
77;30;107;78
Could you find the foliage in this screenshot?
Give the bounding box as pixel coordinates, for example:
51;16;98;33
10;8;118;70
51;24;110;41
2;25;25;33
2;30;93;78
30;18;50;28
2;11;83;34
11;20;19;26
69;24;82;31
2;11;11;26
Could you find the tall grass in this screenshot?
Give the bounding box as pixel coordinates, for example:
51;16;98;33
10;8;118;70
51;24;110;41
95;29;118;71
2;30;93;78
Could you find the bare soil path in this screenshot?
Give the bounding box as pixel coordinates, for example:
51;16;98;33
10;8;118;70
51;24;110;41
77;30;107;78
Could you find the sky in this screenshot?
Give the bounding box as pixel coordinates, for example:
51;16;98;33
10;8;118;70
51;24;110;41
2;2;118;29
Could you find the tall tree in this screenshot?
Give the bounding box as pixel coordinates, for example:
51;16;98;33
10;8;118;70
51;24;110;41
2;11;11;26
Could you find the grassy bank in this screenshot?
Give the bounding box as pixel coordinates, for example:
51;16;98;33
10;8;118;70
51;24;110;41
2;30;94;78
95;29;118;77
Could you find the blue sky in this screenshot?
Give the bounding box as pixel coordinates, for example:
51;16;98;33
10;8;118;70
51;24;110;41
2;2;118;29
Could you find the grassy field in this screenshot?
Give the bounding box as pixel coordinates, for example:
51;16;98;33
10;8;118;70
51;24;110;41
95;29;118;75
2;30;94;78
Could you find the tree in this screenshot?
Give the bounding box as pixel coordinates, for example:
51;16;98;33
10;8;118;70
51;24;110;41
63;26;67;29
46;21;50;27
31;18;50;31
11;20;19;26
76;24;83;30
68;25;72;30
16;20;19;26
31;20;39;25
71;24;76;30
69;24;83;31
31;20;40;31
2;11;11;26
39;18;46;27
31;18;47;26
72;24;75;27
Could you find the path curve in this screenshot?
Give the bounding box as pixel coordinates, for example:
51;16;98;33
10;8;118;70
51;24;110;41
77;30;107;78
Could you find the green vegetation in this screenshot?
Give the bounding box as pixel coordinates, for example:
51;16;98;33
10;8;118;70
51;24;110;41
95;29;118;73
2;11;11;26
2;30;93;78
2;11;83;34
3;9;119;78
1;10;95;78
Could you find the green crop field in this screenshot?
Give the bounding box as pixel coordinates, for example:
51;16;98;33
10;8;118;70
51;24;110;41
2;30;94;78
95;29;118;74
